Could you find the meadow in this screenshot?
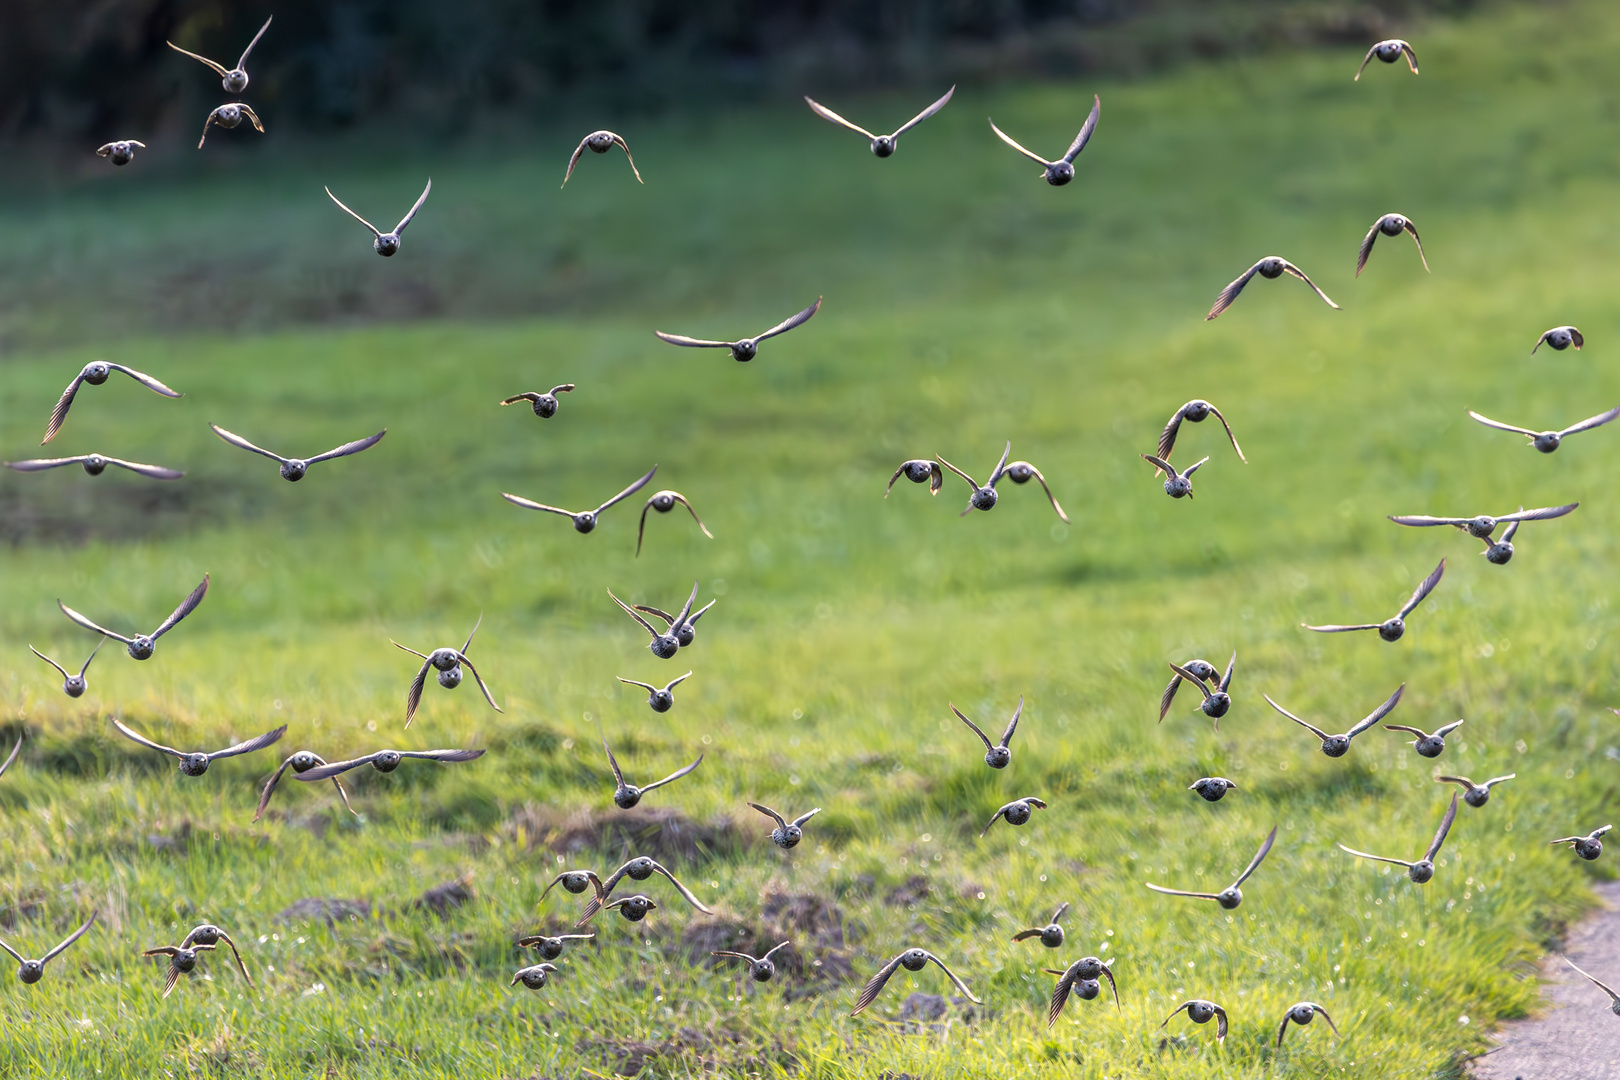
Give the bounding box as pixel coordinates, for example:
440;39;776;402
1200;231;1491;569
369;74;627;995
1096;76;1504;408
1;1;1618;1076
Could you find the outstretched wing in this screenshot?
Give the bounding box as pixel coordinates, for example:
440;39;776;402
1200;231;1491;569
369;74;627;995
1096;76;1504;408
1399;41;1420;74
210;423;287;463
500;492;576;517
1388;513;1471;527
166;41;230;77
325;187;381;237
235;15;273;69
950;704;994;751
1396;558;1446;619
851;952;909;1015
1011;928;1043;942
107;364;182;398
790;807;822;829
151;574;210;640
1206;261;1263;320
1060;94;1101;164
1168;663;1214;703
642;753;703;793
653;330;733;348
1206;403;1247;462
892;85;955;138
392;178;433;237
1356;218;1380;276
1158;673;1185;723
112;718;183;759
215;930;252;984
1497;503;1578;524
1337;843;1411;868
1280;260;1340;310
1262;694;1330;741
1401;218;1430;272
593;466;659;515
651;863;714;914
988;120;1052;167
29;647;71;681
1230;826;1278;888
561;136;590;187
206;724;287;762
104;457;185;480
41;912;97;965
1302;622;1379;633
455;654;502;713
754;297;822;343
803;96;877;140
925;952;982;1003
1346;683;1405;739
1422;792;1459;863
1465;410;1535;436
608;590;663;637
1218;652;1236;693
306;429;387;466
58;601;132;644
1560;405;1620;438
934;454;980;492
397;749;485;764
1432;718;1466;738
748;802;787;829
254;754;301;822
0;733;25;780
998;697;1023;748
1353;44;1379;81
1145;884;1219;900
43;370;89;444
1563;955;1620;1002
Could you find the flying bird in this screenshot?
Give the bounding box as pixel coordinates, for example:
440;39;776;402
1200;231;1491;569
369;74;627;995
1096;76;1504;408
1276;1001;1340;1047
886;459;943;497
29;641;102;698
210;423;385;482
805;86;955;157
1159;657;1220;722
1561;956;1620;1016
96;140;146;166
1355;39;1419;79
610;582;715;657
291;747;486;783
253;750;358;822
178;924;251;985
1206;257;1339;320
1044;955;1119;1026
1550;824;1611;861
601;737;702;810
0;733;24;782
393;616;501;727
325;179;432;257
1157;400;1245;469
1163;654;1236;728
0;913;97;984
1533;326;1583;353
1011;902;1070;948
58;573;209;660
511;963;561;990
580;857;713;923
712;941;793;982
112;718;284;777
998;460;1069;521
1435;773;1515;808
654;298;822;363
167;15;272;93
516;932;594;960
1385;718;1464;758
1160;999;1228;1042
1389;503;1578;565
503;465;658;533
561;131;642;187
951;697;1022;769
142;941;218;998
5;453;183;480
981;796;1048;837
851;949;981;1016
1189;777;1237;802
1303;558;1444;642
989;94;1100;186
541;870;605;906
198;103;264;148
1145;826;1276;909
1140;454;1208;499
1339;793;1459;883
616;672;692;713
751;803;822;849
1358;213;1428;275
1265;684;1404;757
637;490;713;556
1467;406;1620;454
604;896;658;922
937;442;1066;519
500;385;574;419
42;360;181;444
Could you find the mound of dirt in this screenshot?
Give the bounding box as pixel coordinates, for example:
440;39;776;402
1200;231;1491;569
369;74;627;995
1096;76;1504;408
507;804;747;868
581;1024;797;1077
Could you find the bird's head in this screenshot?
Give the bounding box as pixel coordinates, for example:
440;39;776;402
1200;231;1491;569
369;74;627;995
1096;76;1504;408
985;745;1011;769
1377;618;1406;642
1321;736;1350;758
373;233;401;257
870;136;896;158
649;691;674;713
971;487;999;512
224;70;249;94
18;960;45;984
899;950;929;972
1039;924;1064;948
289;752;321;773
571;512;597;533
1044;161;1074;186
63;675;87;697
613;786;643;810
436;666;464;690
179;753;211;776
127;636;156;661
1408;860;1435;884
1485;541;1514;565
650;634;680;659
80;456;108;475
84;361;111;384
1532;433;1561;453
1216;887;1243;910
280;460;308;482
731;341;758;363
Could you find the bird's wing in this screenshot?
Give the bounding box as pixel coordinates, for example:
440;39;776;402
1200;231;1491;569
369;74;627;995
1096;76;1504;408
1302;622;1379;633
1024;797;1048;810
306;429;387;466
1467;410;1535;436
500;492;577;517
1206;260;1263;320
43;371;88;443
1013;461;1068;521
1346;683;1405;739
600;738;626;791
1433;718;1466;738
851;953;908;1015
253;754;300;822
459;614;482;657
1181;455;1210;478
1560;405;1620;437
142;945;181;957
892;85;956;138
666;492;713;537
1060;95;1101;164
1498;519;1520;544
235;15;273;69
162;960;183;998
1402;218;1430;271
653;330;732;348
980;807;1008;837
29;646;70;680
295;753;383;783
1263;694;1329;741
207;724;287;761
1141;453;1179;479
1337;843;1410;868
1353;44;1379;80
642;753;703;793
606;132;642;183
58;601;132;644
393;178;432;236
1144;883;1219;900
500;394;539;405
1498;503;1578;523
97;144;114;157
561;137;590;187
988;120;1052;167
791;807;822;828
1231;825;1278;887
683;598;718;628
1593;824;1613;838
237;105;264;133
998;697;1023;748
933;454;979;491
1099;964;1119;1007
199;110;217;148
1423;793;1460;862
167;41;230;76
754;297;823;343
6;456;84;471
1569;327;1585;348
112;718;183;758
104;457;185;480
711;949;755;962
41;912;97;965
325;187;381;237
1314;1003;1340;1034
884;463;913;497
455;654;502;713
1399;41;1420;73
1159;1001;1195;1027
1218;651;1236;693
1011;928;1043;942
1158;674;1183;723
667;580;700;631
0;938;23;964
107;364;182;398
651;863;713;913
215;930;252;983
803;97;877;140
1205;403;1247;462
749;802;787;828
1396;558;1446;619
1280;261;1341;309
1531;330;1552;354
1563;956;1620;1001
1356;219;1380;276
1434;775;1473;791
950;704;994;751
397;749;486;764
151;574;210;640
987;441;1013;486
210;423;286;463
1214;1006;1229;1041
0;733;24;780
608;590;663;637
594;466;659;514
1382;724;1426;737
1168;663;1214;702
1483;774;1517;788
926;952;982;1003
1156;407;1185;464
616;677;656;693
1388;514;1470;527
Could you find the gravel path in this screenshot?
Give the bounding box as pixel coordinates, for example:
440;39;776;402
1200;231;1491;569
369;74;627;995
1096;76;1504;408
1473;879;1620;1080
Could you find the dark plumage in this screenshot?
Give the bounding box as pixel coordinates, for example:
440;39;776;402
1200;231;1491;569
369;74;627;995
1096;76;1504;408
1276;1001;1339;1047
1436;772;1515;808
1303;558;1444;642
951;697;1021;769
1357;213;1428;276
851;948;980;1015
1160;999;1228;1042
326;179;432;257
805;86;954;157
1157;400;1245;472
712;941;793;982
5;453;183;480
0;913;96;984
1205;256;1339;320
989;94;1100;186
178;924;251;985
1011;902;1070;949
210;423;384;482
1354;38;1419;79
29;640;102;698
938;441;1068;520
1162;653;1236;729
168;15;271;93
562;131;642;187
1339;792;1459;883
112;717;285;777
1551;824;1611;861
1189;777;1237;802
1390;503;1578;565
610;581;715;657
500;385;574;419
751;803;822;849
1265;683;1405;757
886;459;943;497
637;490;713;556
511;962;561;990
197;103;264;148
1384;718;1464;758
1140;454;1208;499
291;747;486;782
1468;406;1620;453
604;895;658;922
1145;826;1276;910
42;360;181;444
1533;326;1583;354
655;298;822;363
601;736;702;810
1045;956;1119;1027
96;140;146;166
616;671;692;713
981;796;1047;837
516;932;594;960
142;942;217;998
392;616;501;727
253;750;358;822
579;857;712;923
58;573;209;661
540;870;605;906
504;465;658;533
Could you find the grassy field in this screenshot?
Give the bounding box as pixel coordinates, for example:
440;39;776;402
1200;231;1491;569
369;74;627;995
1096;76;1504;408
2;1;1619;1077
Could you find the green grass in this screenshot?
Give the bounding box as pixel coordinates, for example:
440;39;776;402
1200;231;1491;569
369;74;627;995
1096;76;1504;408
2;1;1619;1076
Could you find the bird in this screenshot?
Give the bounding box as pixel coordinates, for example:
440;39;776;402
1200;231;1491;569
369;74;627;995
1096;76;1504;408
1265;683;1405;757
516;932;595;960
989;94;1100;186
503;465;658;533
1;913;96;984
1435;773;1516;808
1357;213;1428;275
42;360;181;444
1384;718;1465;758
804;86;955;157
1276;1001;1339;1047
981;796;1048;837
0;733;22;781
751;804;822;849
1355;39;1419;79
197;103;264;148
392;616;501;727
712;942;794;983
5;453;183;480
1205;257;1339;319
609;589;683;659
292;747;485;784
1561;956;1620;1016
1467;406;1620;453
511;962;561;990
951;697;1021;769
1140;454;1208;499
325;179;432;257
1162;654;1236;729
96;140;146;166
935;442;1068;521
1044;956;1119;1026
541;870;605;906
1550;824;1611;861
655;298;822;363
253;750;358;822
1189;777;1238;802
29;640;102;698
1160;999;1228;1042
601;737;702;810
179;923;251;984
58;574;209;661
634;595;716;650
141;941;218;998
998;461;1069;522
580;857;713;923
1157;400;1245;470
605;896;659;922
637;490;713;556
500;385;574;419
1145;826;1276;909
1303;558;1445;642
167;15;272;93
1533;326;1583;353
561;131;642;187
1011;902;1070;948
208;424;385;482
112;718;285;777
1339;793;1459;883
1390;503;1578;565
886;459;943;497
616;672;692;714
851;949;981;1016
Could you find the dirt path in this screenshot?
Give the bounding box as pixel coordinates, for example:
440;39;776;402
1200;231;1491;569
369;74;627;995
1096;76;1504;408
1472;879;1620;1080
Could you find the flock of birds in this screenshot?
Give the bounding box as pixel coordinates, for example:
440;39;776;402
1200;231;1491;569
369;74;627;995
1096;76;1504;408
4;17;1618;1057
